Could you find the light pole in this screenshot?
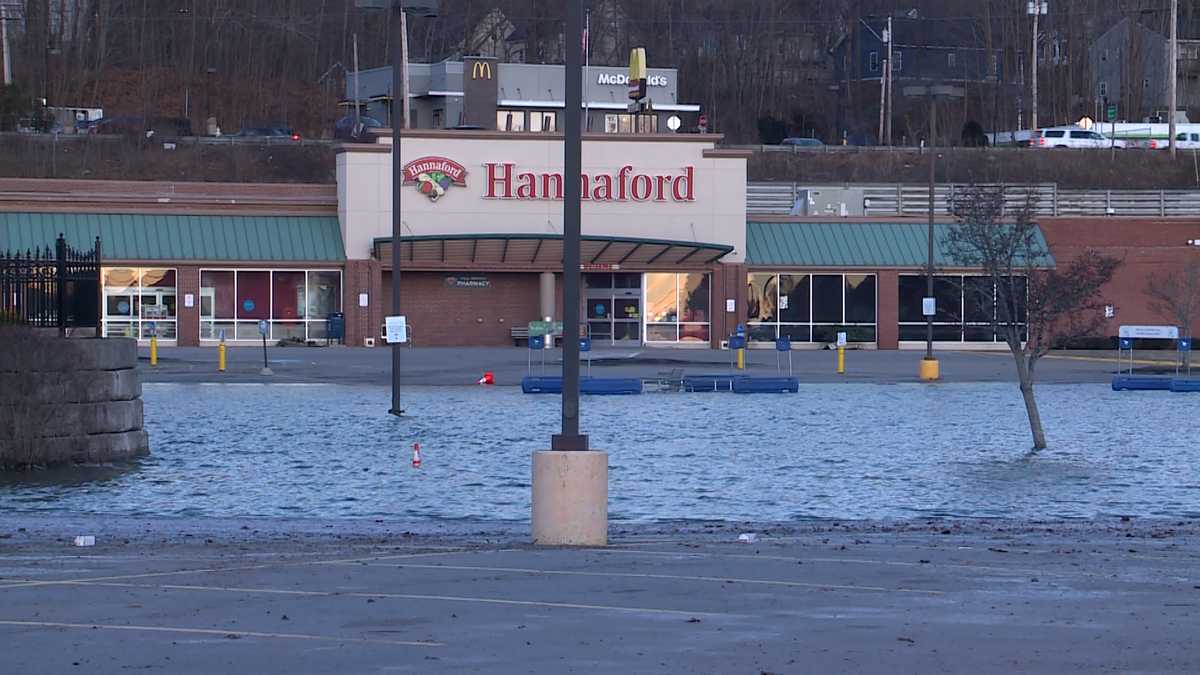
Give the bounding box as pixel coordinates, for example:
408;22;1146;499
1028;1;1047;130
356;0;438;416
905;83;963;381
531;0;607;548
1170;0;1179;158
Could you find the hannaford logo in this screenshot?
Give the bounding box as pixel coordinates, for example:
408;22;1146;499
401;157;468;202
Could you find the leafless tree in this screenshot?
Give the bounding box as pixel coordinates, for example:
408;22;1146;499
948;185;1120;452
1145;259;1200;369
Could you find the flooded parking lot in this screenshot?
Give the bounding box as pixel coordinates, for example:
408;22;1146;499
2;383;1196;522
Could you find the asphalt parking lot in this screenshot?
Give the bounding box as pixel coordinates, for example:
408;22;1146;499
1;519;1197;674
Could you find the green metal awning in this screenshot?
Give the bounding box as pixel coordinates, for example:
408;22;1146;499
745;221;1055;268
373;234;734;268
0;213;346;262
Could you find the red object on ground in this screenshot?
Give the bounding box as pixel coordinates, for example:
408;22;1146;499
412;442;422;468
478;371;495;385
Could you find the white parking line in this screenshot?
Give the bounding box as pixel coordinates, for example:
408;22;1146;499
0;619;442;647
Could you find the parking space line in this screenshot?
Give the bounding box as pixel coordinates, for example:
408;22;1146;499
345;562;944;595
0;619;443;647
0;549;469;591
55;580;739;618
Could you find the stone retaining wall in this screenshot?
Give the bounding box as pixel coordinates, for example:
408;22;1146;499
0;336;149;469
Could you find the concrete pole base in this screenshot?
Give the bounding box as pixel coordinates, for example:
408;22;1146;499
531;450;608;546
919;358;940;381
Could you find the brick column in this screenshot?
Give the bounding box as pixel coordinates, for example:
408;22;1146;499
344;260;381;347
877;270;899;350
176;265;201;347
711;262;744;348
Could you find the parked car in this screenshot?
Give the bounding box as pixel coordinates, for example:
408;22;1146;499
233;126;301;141
1145;132;1200;150
780;137;825;149
1031;127;1125;149
334;115;383;141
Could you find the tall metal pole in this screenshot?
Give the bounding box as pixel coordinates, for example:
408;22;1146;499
400;8;411;129
886;16;894;146
553;0;586;452
926;96;936;361
1;3;12;86
1031;5;1039;130
1170;0;1179;158
389;3;404;416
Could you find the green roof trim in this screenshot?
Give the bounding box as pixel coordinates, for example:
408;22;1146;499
745;221;1055;268
0;213;345;262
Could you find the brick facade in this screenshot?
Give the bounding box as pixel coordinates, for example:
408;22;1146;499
176;265;201;347
383;272;543;346
1040;218;1200;337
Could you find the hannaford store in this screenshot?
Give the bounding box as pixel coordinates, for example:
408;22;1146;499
342;129;750;348
11;129;1154;350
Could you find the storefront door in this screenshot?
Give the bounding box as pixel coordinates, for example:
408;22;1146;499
585;273;642;345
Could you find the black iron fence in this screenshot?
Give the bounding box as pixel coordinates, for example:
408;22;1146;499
0;235;102;334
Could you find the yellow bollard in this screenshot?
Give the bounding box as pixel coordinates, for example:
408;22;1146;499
149;335;158;367
737;347;745;370
218;340;227;372
919;358;940;381
837;346;845;375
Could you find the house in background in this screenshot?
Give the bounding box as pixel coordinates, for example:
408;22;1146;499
1089;17;1200;122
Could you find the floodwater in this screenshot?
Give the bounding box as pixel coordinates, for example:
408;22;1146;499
1;384;1197;522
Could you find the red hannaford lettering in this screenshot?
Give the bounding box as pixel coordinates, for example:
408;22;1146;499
401;157;469;185
483;163;695;202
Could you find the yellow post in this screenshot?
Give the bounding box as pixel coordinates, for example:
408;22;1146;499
149;335;158;367
919;358;940;381
737;348;745;370
218;340;227;373
837;346;845;375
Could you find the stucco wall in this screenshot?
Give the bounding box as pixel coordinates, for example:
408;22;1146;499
338;132;747;263
0;336;149;469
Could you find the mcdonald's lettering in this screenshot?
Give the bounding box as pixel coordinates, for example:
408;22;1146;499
471;61;494;80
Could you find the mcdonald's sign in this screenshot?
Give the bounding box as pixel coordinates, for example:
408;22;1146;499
471;61;494;80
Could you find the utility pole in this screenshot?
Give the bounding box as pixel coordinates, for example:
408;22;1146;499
1028;1;1047;129
353;33;361;127
878;23;889;145
886;16;894;145
0;1;15;86
1170;0;1178;158
399;10;410;129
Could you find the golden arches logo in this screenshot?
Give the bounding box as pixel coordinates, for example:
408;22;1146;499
471;61;493;80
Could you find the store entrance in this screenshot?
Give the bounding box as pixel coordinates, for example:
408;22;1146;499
584;273;642;345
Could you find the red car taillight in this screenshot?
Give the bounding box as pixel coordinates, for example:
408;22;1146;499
291;134;301;141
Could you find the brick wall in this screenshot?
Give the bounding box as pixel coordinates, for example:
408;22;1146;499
176;265;201;346
344;259;382;347
383;272;542;346
877;270;899;349
1041;218;1200;337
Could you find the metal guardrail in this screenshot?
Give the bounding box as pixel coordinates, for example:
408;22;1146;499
747;182;1200;217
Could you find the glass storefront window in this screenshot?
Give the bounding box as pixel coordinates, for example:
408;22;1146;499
747;272;877;344
529;111;557;132
645;273;678;323
102;268;177;340
497;110;525;131
200;269;341;342
899;274;1027;344
646;272;712;344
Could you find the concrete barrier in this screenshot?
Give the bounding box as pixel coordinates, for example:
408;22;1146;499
0;335;149;469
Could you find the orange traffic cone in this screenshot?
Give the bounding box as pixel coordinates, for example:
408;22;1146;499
412;442;422;468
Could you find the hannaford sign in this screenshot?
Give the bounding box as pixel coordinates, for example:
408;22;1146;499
401;156;468;202
484;163;695;202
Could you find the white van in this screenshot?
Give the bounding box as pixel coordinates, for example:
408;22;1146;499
1032;127;1125;149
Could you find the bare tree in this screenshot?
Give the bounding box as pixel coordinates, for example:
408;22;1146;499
1145;259;1200;369
948;185;1121;452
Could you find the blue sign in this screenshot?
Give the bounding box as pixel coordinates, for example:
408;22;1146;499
146;321;157;337
580;337;592;352
776;337;791;352
529;335;545;350
117;300;130;314
736;323;747;337
243;298;256;312
258;320;269;337
729;336;747;350
594;304;606;316
1120;338;1133;350
1181;339;1192;352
